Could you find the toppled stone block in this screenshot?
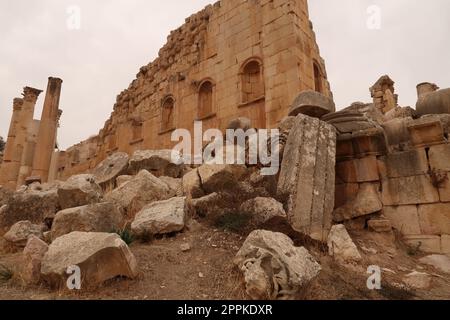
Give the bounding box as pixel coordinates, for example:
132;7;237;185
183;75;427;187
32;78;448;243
131;197;186;237
0;188;59;233
128;150;184;178
334;183;382;222
41;232;138;289
234;230;321;300
198;164;247;194
289;90;335;118
105;170;171;218
3;221;45;248
116;175;133;187
92;152;129;191
277;114;336;242
58;174;103;210
160;176;183;197
22;235;48;285
327;224;362;264
239;197;286;225
51;202;123;241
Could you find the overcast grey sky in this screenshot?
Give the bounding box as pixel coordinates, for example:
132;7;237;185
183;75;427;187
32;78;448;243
1;0;449;149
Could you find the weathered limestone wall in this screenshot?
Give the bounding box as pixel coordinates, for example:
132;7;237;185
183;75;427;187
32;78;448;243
335;115;450;255
56;0;331;180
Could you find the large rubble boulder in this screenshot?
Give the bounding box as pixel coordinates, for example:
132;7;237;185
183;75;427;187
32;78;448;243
92;152;129;191
0;188;60;233
105;170;171;218
40;232;138;289
51;202;123;241
128;150;185;178
160;176;183;197
131;197;186;237
327;225;362;264
277;114;336;242
239;197;286;225
234;230;321;300
416;86;450;116
57;174;102;210
419;255;450;274
3;221;45;248
0;186;13;206
22;235;49;284
198;164;247;194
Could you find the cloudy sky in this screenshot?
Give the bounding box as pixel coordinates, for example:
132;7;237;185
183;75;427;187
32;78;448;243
1;0;449;149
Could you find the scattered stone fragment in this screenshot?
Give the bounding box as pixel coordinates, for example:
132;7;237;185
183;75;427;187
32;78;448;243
182;168;205;199
131;197;186;237
57;174;103;210
234;230;321;300
368;219;392;233
327;225;362;263
41;232;138;288
180;243;191;252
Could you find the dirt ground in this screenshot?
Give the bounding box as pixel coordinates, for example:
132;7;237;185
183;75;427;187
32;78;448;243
0;218;449;300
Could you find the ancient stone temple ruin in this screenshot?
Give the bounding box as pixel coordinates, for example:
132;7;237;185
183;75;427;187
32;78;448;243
55;0;332;180
0;78;63;190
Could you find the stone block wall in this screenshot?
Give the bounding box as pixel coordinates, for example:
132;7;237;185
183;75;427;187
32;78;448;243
335;116;450;254
55;0;331;181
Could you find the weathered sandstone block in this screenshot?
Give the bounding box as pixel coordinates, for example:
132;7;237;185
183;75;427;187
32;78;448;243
334;183;382;222
51;202;123;240
41;232;138;288
335;183;359;208
383;205;421;235
336;156;379;183
289;90;335;118
442;235;450;255
378;149;429;179
367;219;392;233
403;271;431;290
419;255;450;274
327;225;362;264
429;144;450;172
182;168;204;199
131;197;186;237
381;175;439;206
4;221;45;248
198;164;247;195
418;203;450;235
234;230;321;300
128;150;184;178
22;236;48;284
277;114;336;242
239;197;286;225
105;170;171;217
403;235;442;254
416;87;450;116
407;118;446;147
92;152;129;190
58;174;103;210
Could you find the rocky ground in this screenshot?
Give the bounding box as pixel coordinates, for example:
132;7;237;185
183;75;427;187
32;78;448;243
1;217;449;300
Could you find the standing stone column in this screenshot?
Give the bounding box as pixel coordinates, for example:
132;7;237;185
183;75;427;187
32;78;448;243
0;98;24;188
277;114;336;242
3;87;42;189
30;77;63;183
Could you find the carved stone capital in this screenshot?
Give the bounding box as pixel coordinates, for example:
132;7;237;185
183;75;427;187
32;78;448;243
22;87;43;103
